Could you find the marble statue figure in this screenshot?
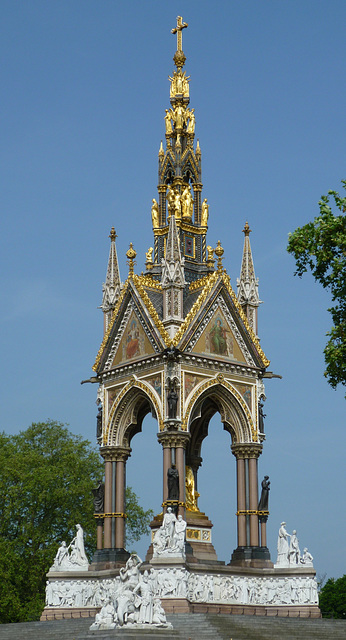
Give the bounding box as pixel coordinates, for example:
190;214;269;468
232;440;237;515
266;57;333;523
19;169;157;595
172;515;187;552
70;524;88;567
289;530;301;566
162;507;176;548
50;524;89;572
301;547;314;566
276;522;291;567
89;600;116;630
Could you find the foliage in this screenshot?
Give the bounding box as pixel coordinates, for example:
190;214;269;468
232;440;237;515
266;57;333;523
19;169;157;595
125;486;153;546
319;575;346;619
287;181;346;395
0;421;153;623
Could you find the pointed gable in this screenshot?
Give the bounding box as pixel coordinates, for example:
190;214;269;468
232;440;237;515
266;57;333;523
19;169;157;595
173;271;270;369
93;277;170;373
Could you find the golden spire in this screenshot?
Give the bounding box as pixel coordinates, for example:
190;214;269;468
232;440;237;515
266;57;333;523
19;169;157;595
126;243;137;277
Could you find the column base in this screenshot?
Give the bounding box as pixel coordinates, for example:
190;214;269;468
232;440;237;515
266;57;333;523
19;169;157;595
89;548;130;570
230;546;273;568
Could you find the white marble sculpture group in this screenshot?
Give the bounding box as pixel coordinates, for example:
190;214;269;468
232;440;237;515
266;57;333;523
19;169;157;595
50;524;89;572
152;509;187;558
89;554;171;631
275;522;314;568
45;520;318;620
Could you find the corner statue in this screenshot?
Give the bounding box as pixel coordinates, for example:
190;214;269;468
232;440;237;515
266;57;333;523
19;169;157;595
50;524;89;572
258;475;270;512
167;464;179;501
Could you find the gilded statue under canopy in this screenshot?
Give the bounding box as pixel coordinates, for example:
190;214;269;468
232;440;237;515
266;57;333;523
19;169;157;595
166;186;182;220
173;104;185;131
164;109;173;136
201;198;209;226
181;184;193;220
185;466;199;512
169;70;190;98
151;199;159;228
186;108;195;134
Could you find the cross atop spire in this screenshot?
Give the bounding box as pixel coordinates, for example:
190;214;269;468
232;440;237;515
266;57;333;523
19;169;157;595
171;16;188;53
171;16;188;69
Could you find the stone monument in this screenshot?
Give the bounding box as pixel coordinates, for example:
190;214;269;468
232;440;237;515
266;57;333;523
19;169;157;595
41;15;320;622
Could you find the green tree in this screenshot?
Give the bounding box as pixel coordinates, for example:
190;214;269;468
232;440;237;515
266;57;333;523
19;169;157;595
319;575;346;619
0;421;153;623
287;181;346;395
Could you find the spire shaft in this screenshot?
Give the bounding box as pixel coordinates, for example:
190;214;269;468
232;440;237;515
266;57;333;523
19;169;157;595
101;227;121;334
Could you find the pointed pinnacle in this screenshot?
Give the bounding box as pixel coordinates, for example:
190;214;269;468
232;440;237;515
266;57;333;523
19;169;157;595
109;227;117;242
242;221;251;236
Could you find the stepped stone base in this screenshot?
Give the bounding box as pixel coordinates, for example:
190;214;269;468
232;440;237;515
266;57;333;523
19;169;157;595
9;612;346;640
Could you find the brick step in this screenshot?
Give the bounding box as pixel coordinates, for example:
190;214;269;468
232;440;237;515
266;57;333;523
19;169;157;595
0;613;345;640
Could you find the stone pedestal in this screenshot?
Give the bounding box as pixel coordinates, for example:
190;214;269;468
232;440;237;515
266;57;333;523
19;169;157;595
230;545;273;568
89;547;130;571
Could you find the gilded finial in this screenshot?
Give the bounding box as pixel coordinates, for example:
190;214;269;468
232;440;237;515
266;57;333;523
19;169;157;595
242;221;251;236
215;240;224;272
171;16;188;69
196;139;201;156
109;227;117;242
158;140;164;157
126;243;137;277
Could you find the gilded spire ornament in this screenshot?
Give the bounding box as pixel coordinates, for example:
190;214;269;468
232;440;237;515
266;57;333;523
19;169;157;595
215;240;224;272
171;15;188;68
126;243;137;277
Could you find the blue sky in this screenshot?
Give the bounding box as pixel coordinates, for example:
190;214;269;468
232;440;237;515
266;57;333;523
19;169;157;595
1;1;345;580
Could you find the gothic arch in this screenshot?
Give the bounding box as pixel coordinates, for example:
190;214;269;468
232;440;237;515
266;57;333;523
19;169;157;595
105;379;163;447
183;377;256;463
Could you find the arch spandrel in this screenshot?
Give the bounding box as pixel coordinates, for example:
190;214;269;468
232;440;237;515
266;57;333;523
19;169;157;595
105;378;164;447
182;375;257;444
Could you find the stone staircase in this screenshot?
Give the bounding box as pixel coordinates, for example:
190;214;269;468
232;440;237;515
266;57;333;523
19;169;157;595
0;613;345;640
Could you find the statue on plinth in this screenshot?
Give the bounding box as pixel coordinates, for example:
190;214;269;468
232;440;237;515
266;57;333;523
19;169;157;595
153;509;187;559
50;524;89;572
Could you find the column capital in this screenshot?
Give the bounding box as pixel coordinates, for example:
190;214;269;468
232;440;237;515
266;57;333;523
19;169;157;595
157;431;190;449
100;445;132;463
231;443;262;460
